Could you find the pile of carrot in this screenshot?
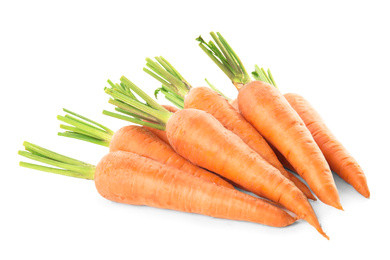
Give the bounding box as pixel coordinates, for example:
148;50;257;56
18;31;369;240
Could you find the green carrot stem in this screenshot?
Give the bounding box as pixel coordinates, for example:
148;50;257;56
18;150;93;175
104;77;172;127
58;132;110;147
23;142;89;166
19;162;89;179
205;78;232;101
197;32;251;89
57;115;112;143
63;109;114;135
103;110;166;130
252;65;279;89
160;90;185;109
267;69;278;89
120;76;167;112
108;99;160;123
144;57;191;98
154;86;185;109
57;109;114;147
18;142;95;180
59;124;105;142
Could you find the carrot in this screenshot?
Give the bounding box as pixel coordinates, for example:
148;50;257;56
18;142;296;227
57;109;232;189
102;76;328;238
284;93;370;197
251;65;370;198
197;32;341;211
143;56;315;200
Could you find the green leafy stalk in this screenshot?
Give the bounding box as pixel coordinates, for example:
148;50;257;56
196;32;251;89
155;87;185;109
144;56;191;104
252;65;279;89
18;141;95;180
57;108;114;147
205;78;232;101
104;76;172;130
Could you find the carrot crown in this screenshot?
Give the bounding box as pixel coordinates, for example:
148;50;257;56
103;76;172;130
18;142;95;180
143;56;191;109
57;109;114;147
196;32;251;90
251;65;278;89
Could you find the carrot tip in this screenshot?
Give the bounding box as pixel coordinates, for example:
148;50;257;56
322;232;330;240
316;226;329;240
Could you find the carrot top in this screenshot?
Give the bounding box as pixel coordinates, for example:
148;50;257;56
58;108;114;147
196;32;251;89
143;56;192;109
103;76;173;130
18;141;95;180
251;65;278;89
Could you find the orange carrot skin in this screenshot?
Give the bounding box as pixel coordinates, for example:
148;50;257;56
143;126;170;144
284;93;370;198
166;108;327;238
109;125;233;189
94;151;296;227
230;98;239;111
238;81;341;210
184;87;316;200
144;105;179;144
271;144;296;172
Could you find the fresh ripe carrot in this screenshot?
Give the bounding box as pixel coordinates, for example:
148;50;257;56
197;32;341;211
57;109;233;189
238;81;341;210
144;105;178;144
284;93;370;198
103;79;328;239
251;66;370;198
144;57;315;200
96;151;297;227
18;143;296;228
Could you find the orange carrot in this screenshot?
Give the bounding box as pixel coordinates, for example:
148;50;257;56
250;65;370;198
103;77;328;238
18;142;296;227
57;109;232;189
197;32;341;211
144;57;315;200
284;93;370;198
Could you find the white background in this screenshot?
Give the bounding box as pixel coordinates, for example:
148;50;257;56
1;1;389;259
